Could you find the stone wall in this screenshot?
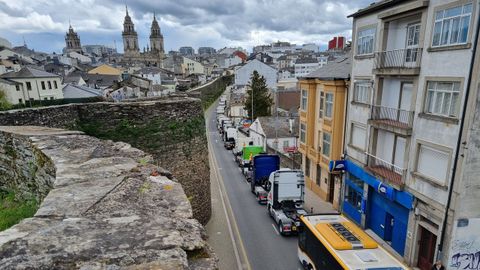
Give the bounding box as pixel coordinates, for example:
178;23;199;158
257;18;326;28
0;96;211;225
0;126;216;269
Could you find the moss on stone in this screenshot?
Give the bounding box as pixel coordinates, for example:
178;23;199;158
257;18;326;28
77;115;206;158
0;190;38;231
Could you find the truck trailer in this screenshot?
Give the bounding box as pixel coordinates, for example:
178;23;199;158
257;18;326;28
250;154;280;204
223;127;237;150
267;169;307;236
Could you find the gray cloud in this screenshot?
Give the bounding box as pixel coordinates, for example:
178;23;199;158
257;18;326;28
0;0;373;52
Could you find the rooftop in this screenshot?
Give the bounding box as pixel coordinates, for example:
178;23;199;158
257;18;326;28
295;58;318;64
303;55;351;81
256;116;298;138
348;0;408;18
0;66;59;79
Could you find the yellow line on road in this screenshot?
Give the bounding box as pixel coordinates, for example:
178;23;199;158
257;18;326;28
206;102;252;270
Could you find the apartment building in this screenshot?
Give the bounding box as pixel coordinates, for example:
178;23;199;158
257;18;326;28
340;0;480;269
298;56;350;209
0;67;63;104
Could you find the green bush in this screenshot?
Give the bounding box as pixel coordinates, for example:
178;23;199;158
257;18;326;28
0;90;12;111
0;191;38;231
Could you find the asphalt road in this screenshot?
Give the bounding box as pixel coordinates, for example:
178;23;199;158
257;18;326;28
206;102;303;270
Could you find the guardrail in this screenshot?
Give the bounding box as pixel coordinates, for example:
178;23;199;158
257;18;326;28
371;105;414;129
374;48;422;69
365;153;406;186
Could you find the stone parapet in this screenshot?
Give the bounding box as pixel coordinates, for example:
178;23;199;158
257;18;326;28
0;96;211;225
0;126;216;269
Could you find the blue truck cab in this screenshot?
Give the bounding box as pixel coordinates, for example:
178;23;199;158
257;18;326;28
250;154;280;203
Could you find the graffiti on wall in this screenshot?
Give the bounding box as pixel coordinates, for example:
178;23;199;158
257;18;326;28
450;251;480;269
449;218;480;270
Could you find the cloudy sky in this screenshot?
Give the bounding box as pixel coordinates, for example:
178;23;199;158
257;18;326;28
0;0;372;54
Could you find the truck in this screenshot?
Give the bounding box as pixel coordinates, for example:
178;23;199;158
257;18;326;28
223;127;237;150
220;119;232;136
250;154;280;204
216;106;225;115
266;169;307;236
241;145;264;169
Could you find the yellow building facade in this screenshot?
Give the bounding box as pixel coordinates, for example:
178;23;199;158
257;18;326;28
298;57;350;209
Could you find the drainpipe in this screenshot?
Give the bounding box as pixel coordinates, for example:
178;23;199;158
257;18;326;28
339;76;350;213
437;6;480;261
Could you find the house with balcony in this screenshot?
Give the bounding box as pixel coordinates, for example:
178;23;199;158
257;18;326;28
342;0;480;268
298;56;350;210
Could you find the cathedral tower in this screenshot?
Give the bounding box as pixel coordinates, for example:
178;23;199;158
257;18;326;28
122;6;140;57
149;13;164;57
65;23;82;54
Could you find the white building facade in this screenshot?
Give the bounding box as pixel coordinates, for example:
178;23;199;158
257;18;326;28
341;1;480;269
0;67;63;104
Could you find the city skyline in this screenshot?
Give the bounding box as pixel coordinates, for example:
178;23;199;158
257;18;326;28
0;0;371;53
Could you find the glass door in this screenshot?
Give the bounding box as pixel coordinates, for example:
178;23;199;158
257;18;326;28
405;23;420;64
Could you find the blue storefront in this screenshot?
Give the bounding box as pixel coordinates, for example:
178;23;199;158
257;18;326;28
334;159;414;256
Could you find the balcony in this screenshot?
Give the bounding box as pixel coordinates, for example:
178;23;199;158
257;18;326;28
369;105;414;135
365;153;406;188
373;48;422;75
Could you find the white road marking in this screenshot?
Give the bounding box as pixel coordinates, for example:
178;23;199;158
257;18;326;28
207;110;251;270
272;223;280;235
238;168;242;173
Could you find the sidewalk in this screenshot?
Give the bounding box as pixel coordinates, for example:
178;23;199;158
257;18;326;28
303;187;337;214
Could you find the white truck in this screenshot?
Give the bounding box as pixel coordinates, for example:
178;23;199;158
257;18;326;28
216;106;225;114
223;127;237;150
267;169;307;236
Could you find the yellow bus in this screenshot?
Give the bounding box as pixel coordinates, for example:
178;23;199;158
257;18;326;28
298;214;409;270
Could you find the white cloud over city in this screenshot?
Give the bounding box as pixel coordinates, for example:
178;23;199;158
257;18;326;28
0;0;373;53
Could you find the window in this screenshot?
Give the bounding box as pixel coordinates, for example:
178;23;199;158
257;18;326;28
54;81;58;89
50;97;54;100
416;144;450;184
18;98;22;103
325;93;334;118
322;132;331;157
15;85;20;91
351;124;367;150
425;81;460;117
305;157;311;178
319;91;324;118
356;27;375;55
301;89;308;110
26;82;32;91
283;140;289;148
345;185;362;211
432;3;472;47
300;123;306;143
316;165;321;185
48;81;52;89
41;81;46;90
353;81;371;104
345;174;363;211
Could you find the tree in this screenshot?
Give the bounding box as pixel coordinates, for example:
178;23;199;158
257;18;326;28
0;89;12;111
244;70;273;120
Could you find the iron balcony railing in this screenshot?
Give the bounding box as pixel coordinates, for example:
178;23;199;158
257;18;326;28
371;105;414;129
365;153;406;187
374;48;423;69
